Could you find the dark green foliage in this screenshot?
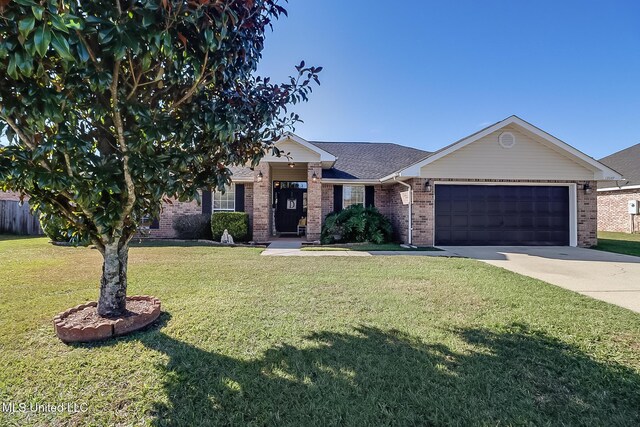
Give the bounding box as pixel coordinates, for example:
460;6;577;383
172;214;212;240
0;0;320;249
211;212;249;242
39;213;89;245
0;0;319;312
321;205;392;244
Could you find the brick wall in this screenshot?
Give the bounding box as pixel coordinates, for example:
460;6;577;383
598;189;640;233
306;163;323;240
321;184;334;219
577;180;597;247
252;163;271;242
386;179;434;245
147;197;202;238
244;183;254;235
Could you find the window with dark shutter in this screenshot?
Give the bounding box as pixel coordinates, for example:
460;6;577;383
365;186;375;207
202;190;212;215
333;185;343;212
235;184;245;212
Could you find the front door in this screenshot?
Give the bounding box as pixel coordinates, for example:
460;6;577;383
274;187;306;233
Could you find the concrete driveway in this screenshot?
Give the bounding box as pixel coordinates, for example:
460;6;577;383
440;246;640;314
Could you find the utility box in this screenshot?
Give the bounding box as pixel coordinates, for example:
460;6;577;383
629;200;639;215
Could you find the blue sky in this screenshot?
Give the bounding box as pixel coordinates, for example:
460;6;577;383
256;0;640;159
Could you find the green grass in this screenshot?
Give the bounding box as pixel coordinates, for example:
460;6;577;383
302;243;441;252
1;236;639;426
596;231;640;257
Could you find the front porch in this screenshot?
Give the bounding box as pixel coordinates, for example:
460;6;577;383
251;161;323;242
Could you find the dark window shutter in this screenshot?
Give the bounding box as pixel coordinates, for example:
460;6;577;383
202;190;212;215
365;186;375;207
150;218;160;229
333;185;343;212
235;184;245;212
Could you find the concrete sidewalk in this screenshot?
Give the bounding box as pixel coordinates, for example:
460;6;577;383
261;241;456;257
441;246;640;314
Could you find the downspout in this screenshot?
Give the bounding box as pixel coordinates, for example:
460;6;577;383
393;174;413;245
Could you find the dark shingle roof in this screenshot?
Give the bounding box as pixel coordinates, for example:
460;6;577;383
598;143;640;189
308;141;431;180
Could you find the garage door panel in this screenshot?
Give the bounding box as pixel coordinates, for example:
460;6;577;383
451;215;469;227
435;185;570;246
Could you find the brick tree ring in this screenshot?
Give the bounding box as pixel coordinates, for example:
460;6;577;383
53;296;162;343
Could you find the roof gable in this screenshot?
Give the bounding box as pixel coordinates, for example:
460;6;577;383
387;116;622;181
268;133;336;166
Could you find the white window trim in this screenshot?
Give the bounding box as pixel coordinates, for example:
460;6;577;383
432;181;578;247
213;183;236;212
343;185;366;208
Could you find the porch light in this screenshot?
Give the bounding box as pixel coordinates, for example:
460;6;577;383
312;172;319;183
583;183;592;194
257;171;263;182
424;180;432;192
288;162;295;168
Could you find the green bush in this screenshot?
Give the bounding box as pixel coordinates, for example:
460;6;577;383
39;213;90;245
172;214;213;240
211;212;250;242
321;205;392;244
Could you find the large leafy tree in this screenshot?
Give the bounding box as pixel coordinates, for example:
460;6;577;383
0;0;320;317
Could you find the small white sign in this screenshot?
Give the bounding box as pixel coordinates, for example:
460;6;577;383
400;191;411;205
287;198;297;210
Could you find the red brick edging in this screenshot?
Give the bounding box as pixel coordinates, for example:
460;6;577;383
53;296;161;343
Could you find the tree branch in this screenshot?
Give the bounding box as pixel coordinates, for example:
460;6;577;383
110;60;137;235
170;51;209;112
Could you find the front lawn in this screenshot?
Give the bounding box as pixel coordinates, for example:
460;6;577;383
596;231;640;257
1;236;639;426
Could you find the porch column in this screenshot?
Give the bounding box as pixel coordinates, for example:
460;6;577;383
306;162;322;241
409;178;434;246
252;163;271;242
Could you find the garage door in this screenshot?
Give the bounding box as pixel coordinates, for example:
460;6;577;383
435;185;570;246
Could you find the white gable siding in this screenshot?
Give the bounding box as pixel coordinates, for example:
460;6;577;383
420;125;595;180
271;167;308;181
268;138;321;163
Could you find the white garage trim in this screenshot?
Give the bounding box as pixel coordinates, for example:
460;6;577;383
433;181;578;247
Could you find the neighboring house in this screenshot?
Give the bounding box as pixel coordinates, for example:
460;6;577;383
150;116;622;247
597;143;640;233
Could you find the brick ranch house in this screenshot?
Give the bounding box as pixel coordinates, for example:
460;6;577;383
597;143;640;233
148;115;621;247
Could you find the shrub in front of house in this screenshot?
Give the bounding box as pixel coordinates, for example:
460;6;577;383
172;214;213;240
39;213;90;245
211;212;250;242
321;205;392;244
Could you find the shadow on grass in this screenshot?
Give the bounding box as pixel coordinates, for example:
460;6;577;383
129;318;640;426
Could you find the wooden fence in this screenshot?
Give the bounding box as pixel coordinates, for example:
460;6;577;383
0;200;43;235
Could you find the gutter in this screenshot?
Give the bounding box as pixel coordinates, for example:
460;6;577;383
597;183;639;192
392;173;413;245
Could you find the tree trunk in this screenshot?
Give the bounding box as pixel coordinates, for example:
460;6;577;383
97;241;129;317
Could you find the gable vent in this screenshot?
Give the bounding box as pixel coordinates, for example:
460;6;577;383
499;132;516;148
